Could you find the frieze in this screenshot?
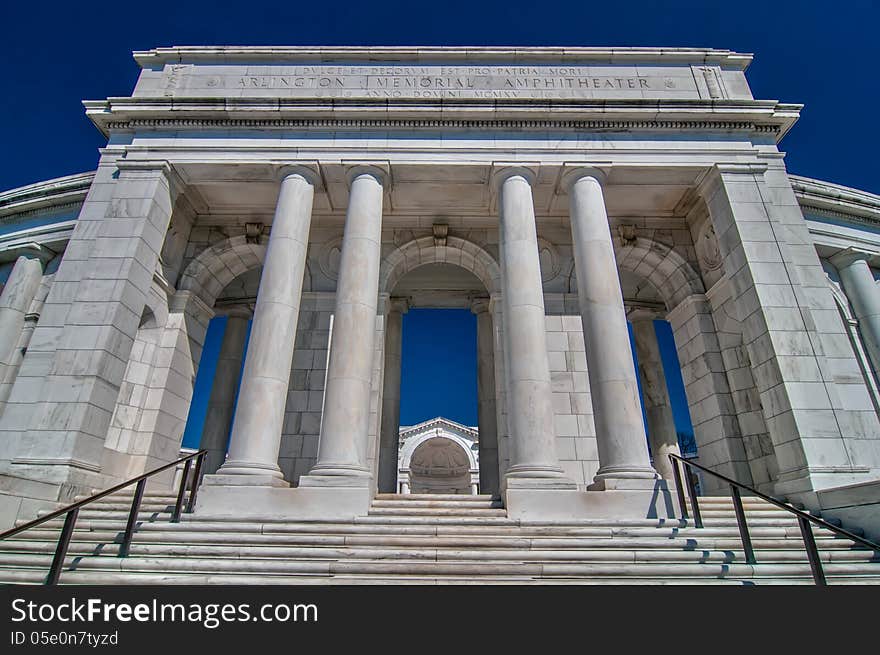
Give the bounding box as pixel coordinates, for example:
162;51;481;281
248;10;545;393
143;64;705;100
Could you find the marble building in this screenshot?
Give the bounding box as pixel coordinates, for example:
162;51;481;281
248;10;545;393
0;46;879;533
396;417;481;496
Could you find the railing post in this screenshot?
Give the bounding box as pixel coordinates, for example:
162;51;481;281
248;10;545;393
684;464;703;528
798;516;827;586
185;452;205;514
730;485;756;565
171;459;192;523
119;479;146;558
670;456;688;519
46;508;79;586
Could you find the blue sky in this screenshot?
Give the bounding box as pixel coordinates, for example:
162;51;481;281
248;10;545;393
3;1;878;193
5;0;875;447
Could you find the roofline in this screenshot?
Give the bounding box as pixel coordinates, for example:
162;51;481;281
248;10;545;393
0;171;95;220
399;416;478;439
83;97;799;142
132;46;753;70
791;174;880;225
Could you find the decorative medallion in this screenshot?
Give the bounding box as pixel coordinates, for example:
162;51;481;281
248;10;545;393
318;237;343;281
696;222;724;272
536;238;561;283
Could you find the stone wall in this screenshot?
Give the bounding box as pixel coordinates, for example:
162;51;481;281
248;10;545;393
544;299;600;489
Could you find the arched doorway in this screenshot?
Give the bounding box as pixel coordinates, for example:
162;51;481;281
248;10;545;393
398;421;479;494
376;237;502;497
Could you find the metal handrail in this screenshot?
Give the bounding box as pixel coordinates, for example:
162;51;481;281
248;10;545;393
669;453;880;585
0;449;207;584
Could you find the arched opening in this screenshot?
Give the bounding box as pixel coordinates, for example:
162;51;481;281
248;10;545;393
407;435;477;495
377;239;502;497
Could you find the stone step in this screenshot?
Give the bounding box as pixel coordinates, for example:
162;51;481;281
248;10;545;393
13;517;852;540
367;507;508;517
374;494;497;502
4;530;867;554
3;540;876;564
1;552;878;578
52;502;178;513
6;568;869;585
370;499;502;509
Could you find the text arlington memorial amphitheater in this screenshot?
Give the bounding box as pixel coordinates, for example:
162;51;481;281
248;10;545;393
1;46;879;584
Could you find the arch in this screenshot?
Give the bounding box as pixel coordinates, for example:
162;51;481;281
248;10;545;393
568;237;704;312
380;236;501;296
178;236;268;308
399;428;478;471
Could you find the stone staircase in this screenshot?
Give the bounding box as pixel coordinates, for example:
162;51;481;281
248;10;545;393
1;491;878;584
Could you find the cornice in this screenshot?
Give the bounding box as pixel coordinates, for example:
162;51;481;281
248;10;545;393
398;416;479;440
791;174;880;229
102;116;782;133
133;46;754;70
0;171;94;220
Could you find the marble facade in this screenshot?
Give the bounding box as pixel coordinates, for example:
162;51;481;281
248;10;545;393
0;46;879;529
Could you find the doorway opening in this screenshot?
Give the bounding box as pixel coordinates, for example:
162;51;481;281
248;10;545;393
377;263;499;496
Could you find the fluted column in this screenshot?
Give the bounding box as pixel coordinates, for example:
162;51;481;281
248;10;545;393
832;249;880;378
199;309;250;474
471;297;499;496
214;170;315;485
631;315;680;481
496;169;574;489
378;297;408;493
0;256;43;413
302;167;385;486
566;169;658;489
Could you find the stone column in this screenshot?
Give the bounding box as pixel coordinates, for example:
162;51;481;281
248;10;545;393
199;309;250;474
630;314;680;482
471;297;500;495
496;169;574;489
832;249;880;378
378;297;407;493
0;256;43;412
566;170;658;489
302;167;385;487
215;170;315;486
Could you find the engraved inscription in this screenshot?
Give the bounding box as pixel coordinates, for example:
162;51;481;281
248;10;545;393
165;64;698;100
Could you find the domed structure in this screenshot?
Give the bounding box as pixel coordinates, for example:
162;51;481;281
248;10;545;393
397;418;480;495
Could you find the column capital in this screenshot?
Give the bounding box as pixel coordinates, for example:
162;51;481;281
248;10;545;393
114;159;186;201
695;162;769;201
470;297;491;315
219;305;253;320
276;163;322;189
345;163;391;189
561;166;609;190
490;165;538;190
387;297;409;315
626;307;661;324
830;247;876;270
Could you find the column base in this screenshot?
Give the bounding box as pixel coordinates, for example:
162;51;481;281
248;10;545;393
505;464;577;490
505;474;578;490
201;472;289;488
298;465;373;488
210;459;288;487
506;481;673;521
195;484;372;520
588;465;659;491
